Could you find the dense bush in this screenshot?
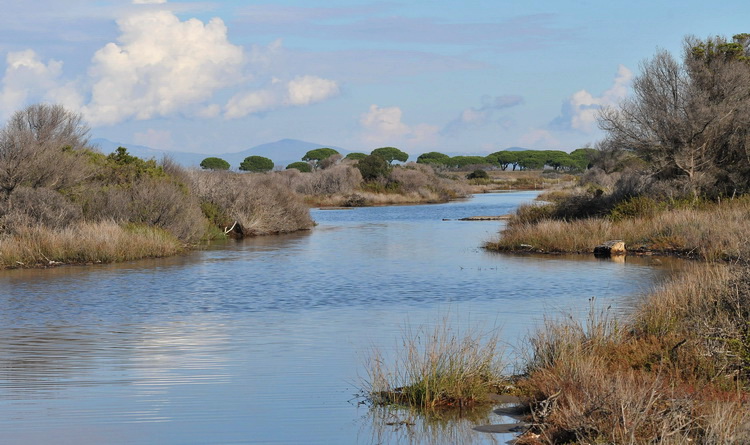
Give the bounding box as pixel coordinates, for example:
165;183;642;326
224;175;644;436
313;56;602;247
357;154;391;181
286;161;312;173
466;169;489;180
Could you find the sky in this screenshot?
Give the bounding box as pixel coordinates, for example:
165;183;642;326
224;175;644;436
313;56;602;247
1;0;749;156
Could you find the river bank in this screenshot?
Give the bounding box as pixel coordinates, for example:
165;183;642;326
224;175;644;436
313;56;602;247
480;192;750;443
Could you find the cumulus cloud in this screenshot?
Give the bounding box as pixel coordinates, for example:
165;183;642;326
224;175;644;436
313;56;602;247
0;6;339;127
286;75;339;106
224;89;278;119
552;65;633;132
0;50;82;120
83;10;245;125
443;94;523;134
360;104;439;146
133;0;167;4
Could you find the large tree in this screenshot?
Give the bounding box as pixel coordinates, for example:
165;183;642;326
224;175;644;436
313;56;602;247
599;34;750;196
239;155;274;172
416;151;450;166
302;148;339;170
371;146;408;164
200;157;230;170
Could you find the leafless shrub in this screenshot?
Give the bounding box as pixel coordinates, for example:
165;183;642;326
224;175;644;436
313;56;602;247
0;186;82;234
80;178;206;242
0;104;95;196
188;170;313;236
293;164;362;195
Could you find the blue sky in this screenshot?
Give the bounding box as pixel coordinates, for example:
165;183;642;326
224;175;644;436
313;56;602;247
1;0;749;156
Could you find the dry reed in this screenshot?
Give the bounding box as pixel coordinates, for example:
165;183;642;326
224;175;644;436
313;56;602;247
364;320;505;410
0;220;183;268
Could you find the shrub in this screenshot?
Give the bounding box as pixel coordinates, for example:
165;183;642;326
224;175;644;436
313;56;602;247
286;161;312;173
357;154;390;181
466;169;489;180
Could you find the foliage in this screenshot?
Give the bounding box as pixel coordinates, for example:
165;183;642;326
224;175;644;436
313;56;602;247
357;154;391;181
599;33;750;197
344;152;368;161
286;161;312;173
371;146;408;164
200;157;230;170
466;169;489;180
239;155;274;172
416;151;450;165
446;156;491;168
302;147;339;169
487;151;518;170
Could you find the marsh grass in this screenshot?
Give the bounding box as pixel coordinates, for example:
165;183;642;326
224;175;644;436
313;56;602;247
0;220;183;268
516;269;750;444
364;321;505;410
487;197;750;260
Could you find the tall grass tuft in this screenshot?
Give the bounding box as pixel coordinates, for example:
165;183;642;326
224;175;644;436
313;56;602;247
364;321;504;410
0;220;183;268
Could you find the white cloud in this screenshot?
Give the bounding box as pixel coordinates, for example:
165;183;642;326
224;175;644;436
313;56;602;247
0;50;82;120
359;104;439;147
83;10;245;125
556;65;633;132
286;75;339;106
133;0;167;4
134;128;173;149
224;89;278;119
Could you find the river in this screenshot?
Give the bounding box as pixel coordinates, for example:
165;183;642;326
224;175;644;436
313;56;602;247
0;191;677;444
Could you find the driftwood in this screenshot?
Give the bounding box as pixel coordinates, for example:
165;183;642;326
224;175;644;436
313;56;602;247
594;240;626;257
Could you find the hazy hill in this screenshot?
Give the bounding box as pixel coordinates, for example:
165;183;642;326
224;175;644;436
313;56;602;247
91;138;349;169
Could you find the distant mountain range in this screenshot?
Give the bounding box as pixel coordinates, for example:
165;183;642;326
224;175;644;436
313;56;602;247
90;138;350;169
90;137;542;168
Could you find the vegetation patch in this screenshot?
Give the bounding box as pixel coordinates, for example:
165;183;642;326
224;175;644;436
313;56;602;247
363;321;506;410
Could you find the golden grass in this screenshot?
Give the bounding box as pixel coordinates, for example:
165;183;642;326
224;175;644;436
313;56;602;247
516;266;750;444
0;220;183;269
364;321;505;410
487;197;750;260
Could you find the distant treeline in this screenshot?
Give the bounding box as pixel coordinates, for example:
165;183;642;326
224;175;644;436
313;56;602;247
201;147;597;173
416;148;597;171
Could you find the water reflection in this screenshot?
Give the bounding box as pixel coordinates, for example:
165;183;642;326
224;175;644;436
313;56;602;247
363;405;505;445
0;192;684;444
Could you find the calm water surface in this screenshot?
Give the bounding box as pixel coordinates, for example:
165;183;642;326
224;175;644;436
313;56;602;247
0;191;677;444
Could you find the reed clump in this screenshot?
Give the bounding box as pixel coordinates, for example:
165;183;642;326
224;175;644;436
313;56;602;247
364;322;505;410
0;220;183;268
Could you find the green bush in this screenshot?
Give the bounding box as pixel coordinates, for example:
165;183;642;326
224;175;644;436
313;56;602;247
286;161;312;173
466;169;489;180
357;154;391;181
609;196;664;221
